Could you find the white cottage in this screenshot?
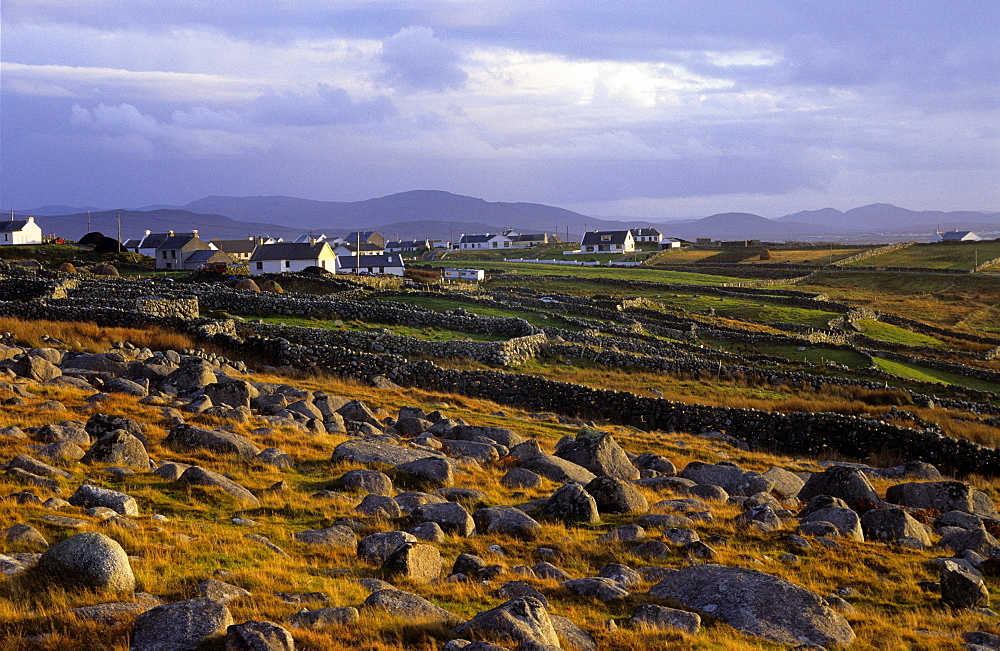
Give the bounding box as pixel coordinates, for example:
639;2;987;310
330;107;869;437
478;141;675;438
249;242;337;275
0;217;43;245
336;253;405;276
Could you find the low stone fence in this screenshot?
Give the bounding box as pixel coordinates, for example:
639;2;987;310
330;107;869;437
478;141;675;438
830;241;914;266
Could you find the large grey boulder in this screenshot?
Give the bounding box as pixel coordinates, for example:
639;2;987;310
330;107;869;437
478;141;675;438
13;354;62;382
160;358;218;394
293;526;357;551
331;439;440;466
940;559;990;609
340;469;394;496
886;481;998;519
860;508;931;545
82;430;151;470
584;476;648;515
131;598;233;650
69;484;140;516
177;467;261;506
38;532;135;592
648;564;855;646
165;424;260;458
473;506;543;540
204;380;259;408
446;425;524;448
358;531;417;566
799;507;864;542
561;577;629;602
380;542;442;584
224;620;294;650
938;528;1000;557
452;598;560;648
8;454;72;479
797;466;881;510
681;462;773;497
393;457;453;488
288;606;359;630
361;588;463;624
539;483;599;524
85;413;147;443
761;467;805;500
550;615;597;651
554;429;638;480
413;502;475;536
520;454;596;484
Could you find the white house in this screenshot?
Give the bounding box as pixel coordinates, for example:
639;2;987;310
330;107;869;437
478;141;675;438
457;232;515;250
630;227;663;244
332;241;385;257
580;230;636;253
249;242;337;274
0;217;43;245
936;230;983;242
444;268;485;281
661;238;682;249
385;239;430;252
336;253;405;276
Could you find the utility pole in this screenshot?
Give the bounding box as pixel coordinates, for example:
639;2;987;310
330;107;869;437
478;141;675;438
88;210;91;232
117;211;122;253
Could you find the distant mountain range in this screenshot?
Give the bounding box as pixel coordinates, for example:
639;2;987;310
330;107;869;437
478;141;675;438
18;191;1000;243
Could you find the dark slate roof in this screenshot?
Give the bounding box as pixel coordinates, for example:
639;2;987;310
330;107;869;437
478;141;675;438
250;242;329;262
460;233;495;244
184;249;230;263
138;232;173;249
515;233;547;242
338;254;404;268
122;238;143;248
581;230;631;245
630;227;662;236
155;235;205;251
940;231;978;240
211;239;258;254
387;240;426;248
0;220;29;233
337;242;384;253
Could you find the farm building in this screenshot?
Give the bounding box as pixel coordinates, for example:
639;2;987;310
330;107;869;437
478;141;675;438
629;227;663;243
580;230;636;253
936;230;983;242
337;253;405;276
0;217;43;245
154;231;230;270
250;241;337;274
456;233;515;250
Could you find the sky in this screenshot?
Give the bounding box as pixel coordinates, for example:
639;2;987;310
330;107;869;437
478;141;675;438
2;0;998;220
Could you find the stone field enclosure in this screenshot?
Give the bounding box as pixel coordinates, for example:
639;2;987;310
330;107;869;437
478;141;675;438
0;253;998;650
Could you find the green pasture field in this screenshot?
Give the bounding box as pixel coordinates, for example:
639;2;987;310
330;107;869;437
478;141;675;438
854;320;946;347
704;339;874;369
235;314;504;341
380;294;581;330
844;241;1000;270
872;356;1000;393
461;261;747;284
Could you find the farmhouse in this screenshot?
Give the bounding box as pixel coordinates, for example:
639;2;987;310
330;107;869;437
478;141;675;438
210;237;273;262
155;231;230;270
385;239;430;252
333;241;386;257
127;231;178;258
580;230;636;253
0;217;43;245
629;227;663;243
344;231;386;249
508;232;554;248
249;241;337;275
337;253;405;276
936;230;983;242
457;233;514;250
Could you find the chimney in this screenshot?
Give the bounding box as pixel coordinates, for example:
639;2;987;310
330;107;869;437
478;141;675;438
191;230;198;238
168;230;174;237
145;229;151;236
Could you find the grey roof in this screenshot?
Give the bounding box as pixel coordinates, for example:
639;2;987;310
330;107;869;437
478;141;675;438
581;230;631;246
460;233;496;244
138;232;173;249
630;227;662;236
0;220;29;233
387;240;426;248
211;239;258;254
184;249;230;263
515;233;547;242
338;254;404;268
940;231;979;240
156;235;206;251
337;241;384;253
250;242;329;262
122;238;143;248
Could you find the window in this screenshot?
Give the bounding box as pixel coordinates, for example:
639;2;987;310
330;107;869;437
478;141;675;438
284;260;290;268
255;262;263;270
601;235;612;241
492;241;498;248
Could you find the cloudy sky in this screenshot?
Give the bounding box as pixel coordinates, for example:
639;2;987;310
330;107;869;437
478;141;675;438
2;0;998;219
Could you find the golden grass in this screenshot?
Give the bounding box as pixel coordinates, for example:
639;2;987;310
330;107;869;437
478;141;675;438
1;368;998;650
0;316;222;357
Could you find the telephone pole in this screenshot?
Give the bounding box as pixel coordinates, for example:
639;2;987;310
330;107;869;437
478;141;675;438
117;211;122;253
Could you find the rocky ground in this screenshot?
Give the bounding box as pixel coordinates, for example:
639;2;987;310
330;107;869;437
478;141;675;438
0;338;998;650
